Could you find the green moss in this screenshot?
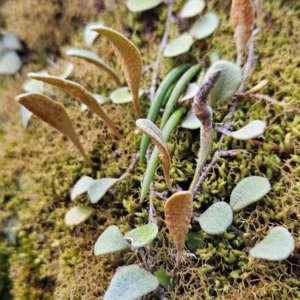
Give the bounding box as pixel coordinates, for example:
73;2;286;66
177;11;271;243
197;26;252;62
0;242;12;299
0;0;299;299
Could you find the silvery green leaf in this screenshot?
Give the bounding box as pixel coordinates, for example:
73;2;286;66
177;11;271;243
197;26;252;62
163;33;194;57
230;176;271;212
249;227;295;261
84;22;103;46
66;48;121;86
59;62;74;79
126;0;163;12
179;82;199;103
179;0;205;18
3;32;23;51
0;51;22;75
93;93;109;104
124;223;158;248
209;50;220;64
19;105;33;128
189;12;219;40
199;202;233;235
7;217;20;246
94;225;129;256
17;178;35;193
206;60;242;107
181;106;201;129
71;176;95;200
104;265;159;300
22;70;48;93
229;120;266;140
0;40;6;53
88;178;119;203
64;206;94;226
110;87;144;104
81;94;108;111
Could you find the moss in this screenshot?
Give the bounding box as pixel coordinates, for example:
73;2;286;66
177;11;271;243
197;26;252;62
1;0;108;55
0;242;12;300
0;0;299;299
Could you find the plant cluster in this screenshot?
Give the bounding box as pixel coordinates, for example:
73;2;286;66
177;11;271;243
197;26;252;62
1;0;299;299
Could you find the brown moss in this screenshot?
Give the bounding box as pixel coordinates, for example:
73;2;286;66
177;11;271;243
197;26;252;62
0;0;299;299
1;0;106;55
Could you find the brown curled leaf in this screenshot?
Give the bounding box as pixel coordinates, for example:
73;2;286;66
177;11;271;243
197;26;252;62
164;191;193;264
92;26;142;118
28;73;122;139
231;0;254;66
136;119;173;192
16;92;97;167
